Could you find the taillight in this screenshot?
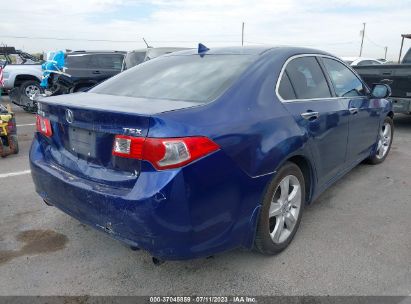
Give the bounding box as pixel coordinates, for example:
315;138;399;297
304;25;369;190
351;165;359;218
112;136;219;170
36;115;53;137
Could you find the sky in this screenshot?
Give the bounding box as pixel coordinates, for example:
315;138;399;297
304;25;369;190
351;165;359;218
1;0;410;60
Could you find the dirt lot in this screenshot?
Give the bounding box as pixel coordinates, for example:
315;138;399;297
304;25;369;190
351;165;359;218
0;96;410;296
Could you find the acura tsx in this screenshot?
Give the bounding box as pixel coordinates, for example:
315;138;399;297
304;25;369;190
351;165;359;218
30;46;393;261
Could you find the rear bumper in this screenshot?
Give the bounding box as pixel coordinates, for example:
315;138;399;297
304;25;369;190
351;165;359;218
30;134;269;260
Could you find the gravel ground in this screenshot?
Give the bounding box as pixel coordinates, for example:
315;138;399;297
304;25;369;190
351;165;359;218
0;96;410;296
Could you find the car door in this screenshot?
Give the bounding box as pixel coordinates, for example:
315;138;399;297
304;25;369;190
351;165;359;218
277;55;350;187
320;57;381;164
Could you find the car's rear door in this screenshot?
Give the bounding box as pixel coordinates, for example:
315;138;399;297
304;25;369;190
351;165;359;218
278;55;350;188
320;57;381;163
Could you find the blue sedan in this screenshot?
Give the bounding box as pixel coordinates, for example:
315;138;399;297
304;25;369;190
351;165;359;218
30;46;393;261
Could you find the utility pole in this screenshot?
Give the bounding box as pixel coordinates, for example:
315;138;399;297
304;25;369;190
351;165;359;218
241;22;244;47
384;46;388;60
359;22;366;57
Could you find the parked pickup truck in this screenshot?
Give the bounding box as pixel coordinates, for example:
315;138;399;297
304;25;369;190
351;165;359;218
0;47;43;98
354;48;411;114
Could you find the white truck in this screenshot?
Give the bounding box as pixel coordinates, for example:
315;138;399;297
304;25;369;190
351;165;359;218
0;47;43;99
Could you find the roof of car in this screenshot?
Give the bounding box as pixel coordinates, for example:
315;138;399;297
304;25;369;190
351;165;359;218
163;46;332;57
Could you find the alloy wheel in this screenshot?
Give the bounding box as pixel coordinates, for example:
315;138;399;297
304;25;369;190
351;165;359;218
376;122;392;160
269;175;302;244
24;85;41;98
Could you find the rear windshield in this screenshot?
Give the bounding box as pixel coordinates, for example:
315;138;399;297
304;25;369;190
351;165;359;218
91;54;255;103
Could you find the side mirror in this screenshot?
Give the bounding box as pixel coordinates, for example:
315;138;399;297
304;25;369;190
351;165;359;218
371;83;391;99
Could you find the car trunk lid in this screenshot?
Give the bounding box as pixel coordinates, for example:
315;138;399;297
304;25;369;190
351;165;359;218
38;92;200;187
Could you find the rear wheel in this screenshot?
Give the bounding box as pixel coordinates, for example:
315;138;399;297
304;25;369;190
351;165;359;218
367;117;394;164
9;135;19;154
254;162;305;255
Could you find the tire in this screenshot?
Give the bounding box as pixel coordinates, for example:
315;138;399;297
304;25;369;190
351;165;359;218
19;80;42;99
0;139;4;158
254;161;305;255
367;116;394;165
10;135;19;154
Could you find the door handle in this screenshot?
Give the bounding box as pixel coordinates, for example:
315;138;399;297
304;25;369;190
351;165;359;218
301;111;319;121
92;70;101;74
349;107;359;114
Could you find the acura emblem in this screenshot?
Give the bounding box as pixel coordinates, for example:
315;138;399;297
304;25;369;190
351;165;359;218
66;109;74;124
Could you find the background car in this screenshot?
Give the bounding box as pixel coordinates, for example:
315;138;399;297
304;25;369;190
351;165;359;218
123;47;191;70
353;47;411;115
30;46;393;261
341;56;384;66
64;50;126;92
0;46;43;99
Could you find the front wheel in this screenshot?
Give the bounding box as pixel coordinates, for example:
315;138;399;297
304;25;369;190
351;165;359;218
367;116;394;164
20;80;42;99
254;162;305;255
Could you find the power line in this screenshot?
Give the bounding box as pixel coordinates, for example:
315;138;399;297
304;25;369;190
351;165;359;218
364;34;385;49
245;40;359;46
0;35;140;42
0;35;242;43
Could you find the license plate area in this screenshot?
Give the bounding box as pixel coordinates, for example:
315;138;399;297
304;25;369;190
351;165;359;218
68;127;96;158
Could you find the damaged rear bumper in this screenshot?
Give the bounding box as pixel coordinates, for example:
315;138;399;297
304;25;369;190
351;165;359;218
29;134;266;260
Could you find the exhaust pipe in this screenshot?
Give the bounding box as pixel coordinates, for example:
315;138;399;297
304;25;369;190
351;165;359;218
152;257;165;266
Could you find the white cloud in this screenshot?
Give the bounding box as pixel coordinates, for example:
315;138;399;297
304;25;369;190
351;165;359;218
1;0;410;60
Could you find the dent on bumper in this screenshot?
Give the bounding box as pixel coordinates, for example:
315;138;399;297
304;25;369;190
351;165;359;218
29;136;269;260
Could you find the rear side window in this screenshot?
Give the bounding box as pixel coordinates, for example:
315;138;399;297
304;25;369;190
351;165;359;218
322;58;366;97
278;72;296;100
90;54;124;70
66;54;91;68
91;55;255;103
283;57;331;99
66;54;124;70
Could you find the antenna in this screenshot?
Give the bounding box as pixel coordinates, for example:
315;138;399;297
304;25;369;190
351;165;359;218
142;38;152;48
